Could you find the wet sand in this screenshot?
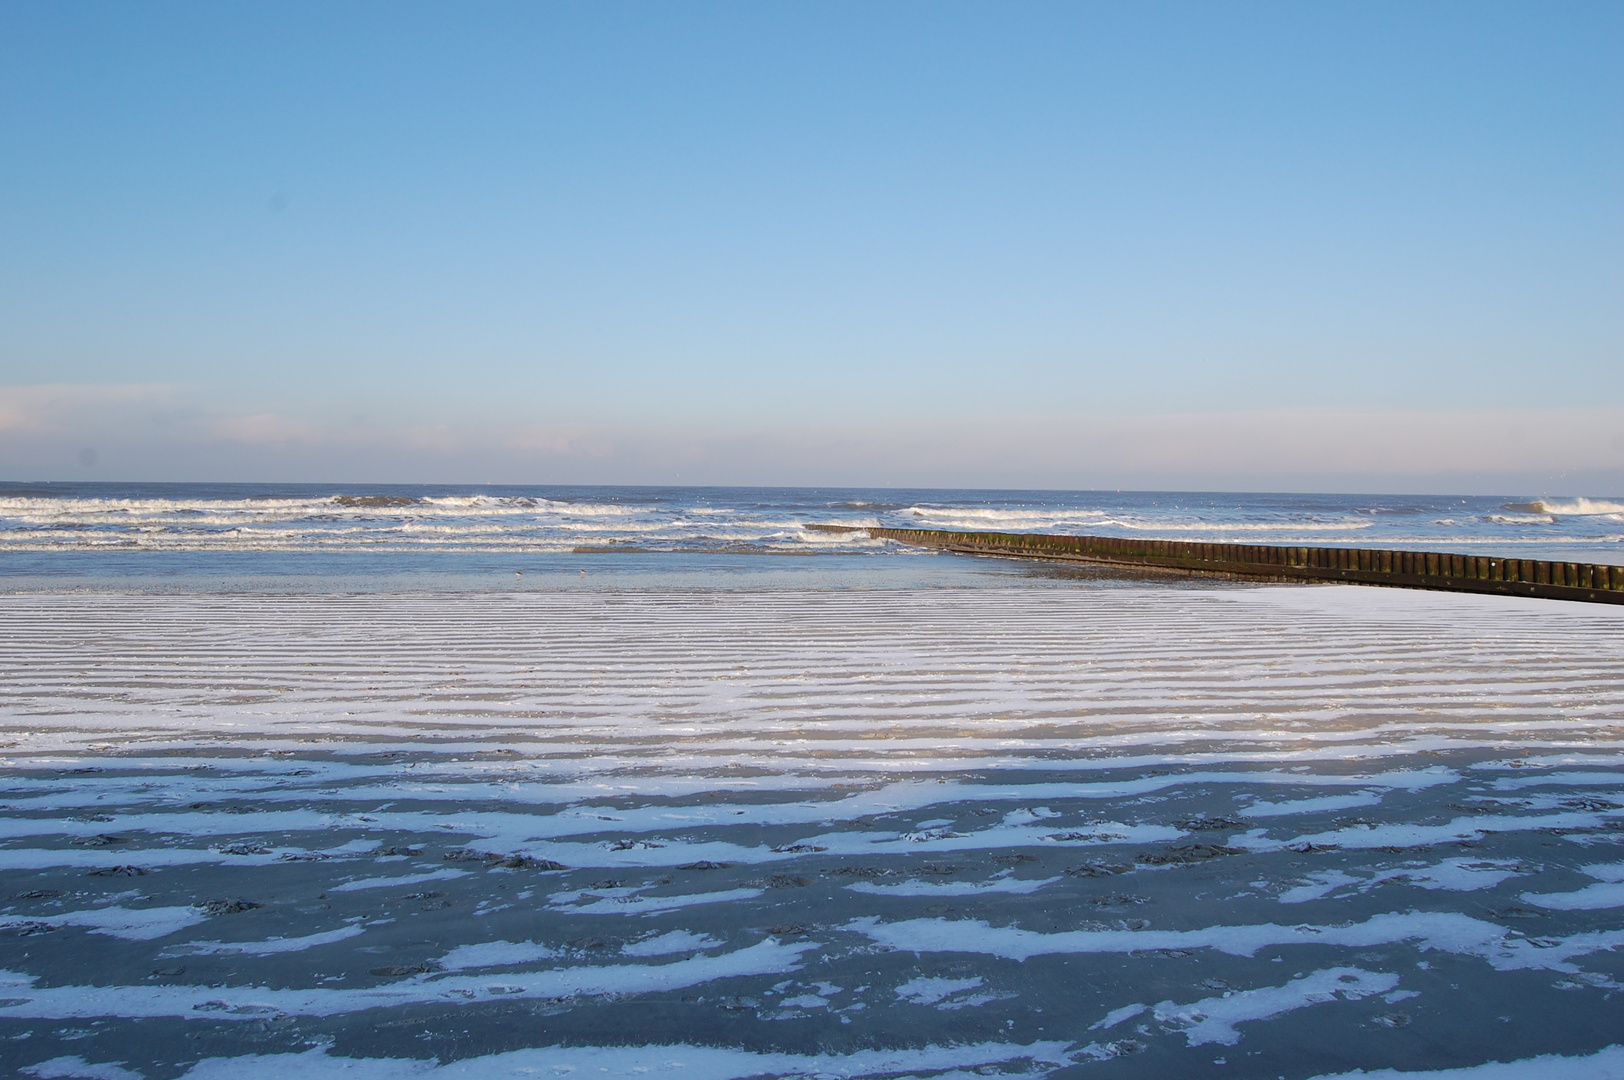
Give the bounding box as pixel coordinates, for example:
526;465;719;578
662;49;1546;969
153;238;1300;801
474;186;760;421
2;585;1623;1078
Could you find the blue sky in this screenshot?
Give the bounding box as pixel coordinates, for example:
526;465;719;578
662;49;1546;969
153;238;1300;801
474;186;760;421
1;2;1620;488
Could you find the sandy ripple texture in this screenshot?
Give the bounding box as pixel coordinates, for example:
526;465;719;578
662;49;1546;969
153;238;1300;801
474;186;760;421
2;584;1624;1079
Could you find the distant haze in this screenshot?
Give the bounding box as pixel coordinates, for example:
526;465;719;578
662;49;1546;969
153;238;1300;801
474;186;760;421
1;3;1619;491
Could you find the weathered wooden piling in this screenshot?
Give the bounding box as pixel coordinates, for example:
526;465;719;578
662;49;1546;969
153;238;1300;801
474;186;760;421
806;524;1624;606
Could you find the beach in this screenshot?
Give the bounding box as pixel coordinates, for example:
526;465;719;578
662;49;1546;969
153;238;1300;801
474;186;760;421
4;580;1624;1078
8;1;1622;1072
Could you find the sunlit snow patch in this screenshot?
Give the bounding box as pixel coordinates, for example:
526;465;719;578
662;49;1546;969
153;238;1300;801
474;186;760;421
0;905;205;941
21;1056;145;1080
623;930;722;957
1523;862;1624;911
895;975;983;1005
166;1039;1076;1078
331;869;469;892
436;940;559;971
1305;1043;1624;1079
1279;859;1525;904
1151;967;1398;1046
160;926;364;957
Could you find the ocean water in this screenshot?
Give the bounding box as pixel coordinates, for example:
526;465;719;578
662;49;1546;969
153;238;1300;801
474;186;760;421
0;481;1620;591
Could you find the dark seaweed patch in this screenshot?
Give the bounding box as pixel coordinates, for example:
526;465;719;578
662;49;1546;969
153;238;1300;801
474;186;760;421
1135;844;1242;865
197;898;263;916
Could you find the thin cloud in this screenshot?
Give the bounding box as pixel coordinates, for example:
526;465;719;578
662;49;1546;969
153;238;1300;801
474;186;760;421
1;384;1620;492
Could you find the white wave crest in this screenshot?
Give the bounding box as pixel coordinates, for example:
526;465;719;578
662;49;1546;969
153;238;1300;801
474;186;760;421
1107;519;1373;534
903;506;1108;528
1522;498;1624;516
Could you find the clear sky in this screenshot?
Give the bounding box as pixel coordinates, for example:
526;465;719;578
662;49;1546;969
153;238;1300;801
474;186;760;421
2;2;1620;490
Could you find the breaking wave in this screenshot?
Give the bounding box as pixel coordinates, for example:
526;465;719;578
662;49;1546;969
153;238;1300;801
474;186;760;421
1;485;1619;562
1505;498;1624;517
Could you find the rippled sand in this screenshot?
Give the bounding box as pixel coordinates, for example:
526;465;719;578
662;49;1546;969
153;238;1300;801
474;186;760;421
2;584;1623;1078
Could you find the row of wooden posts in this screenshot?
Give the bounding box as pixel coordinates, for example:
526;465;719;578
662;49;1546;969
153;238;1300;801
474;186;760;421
806;525;1624;605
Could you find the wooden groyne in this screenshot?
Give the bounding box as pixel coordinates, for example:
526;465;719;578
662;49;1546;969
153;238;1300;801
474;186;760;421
807;525;1624;606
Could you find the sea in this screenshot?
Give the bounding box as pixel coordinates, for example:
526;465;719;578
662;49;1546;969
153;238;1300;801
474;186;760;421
2;481;1620;592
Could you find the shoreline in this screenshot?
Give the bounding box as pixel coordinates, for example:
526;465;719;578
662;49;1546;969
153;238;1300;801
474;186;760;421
810;524;1624;605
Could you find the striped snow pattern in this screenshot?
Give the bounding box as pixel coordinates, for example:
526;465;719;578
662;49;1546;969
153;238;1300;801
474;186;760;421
3;585;1624;1079
4;586;1623;764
